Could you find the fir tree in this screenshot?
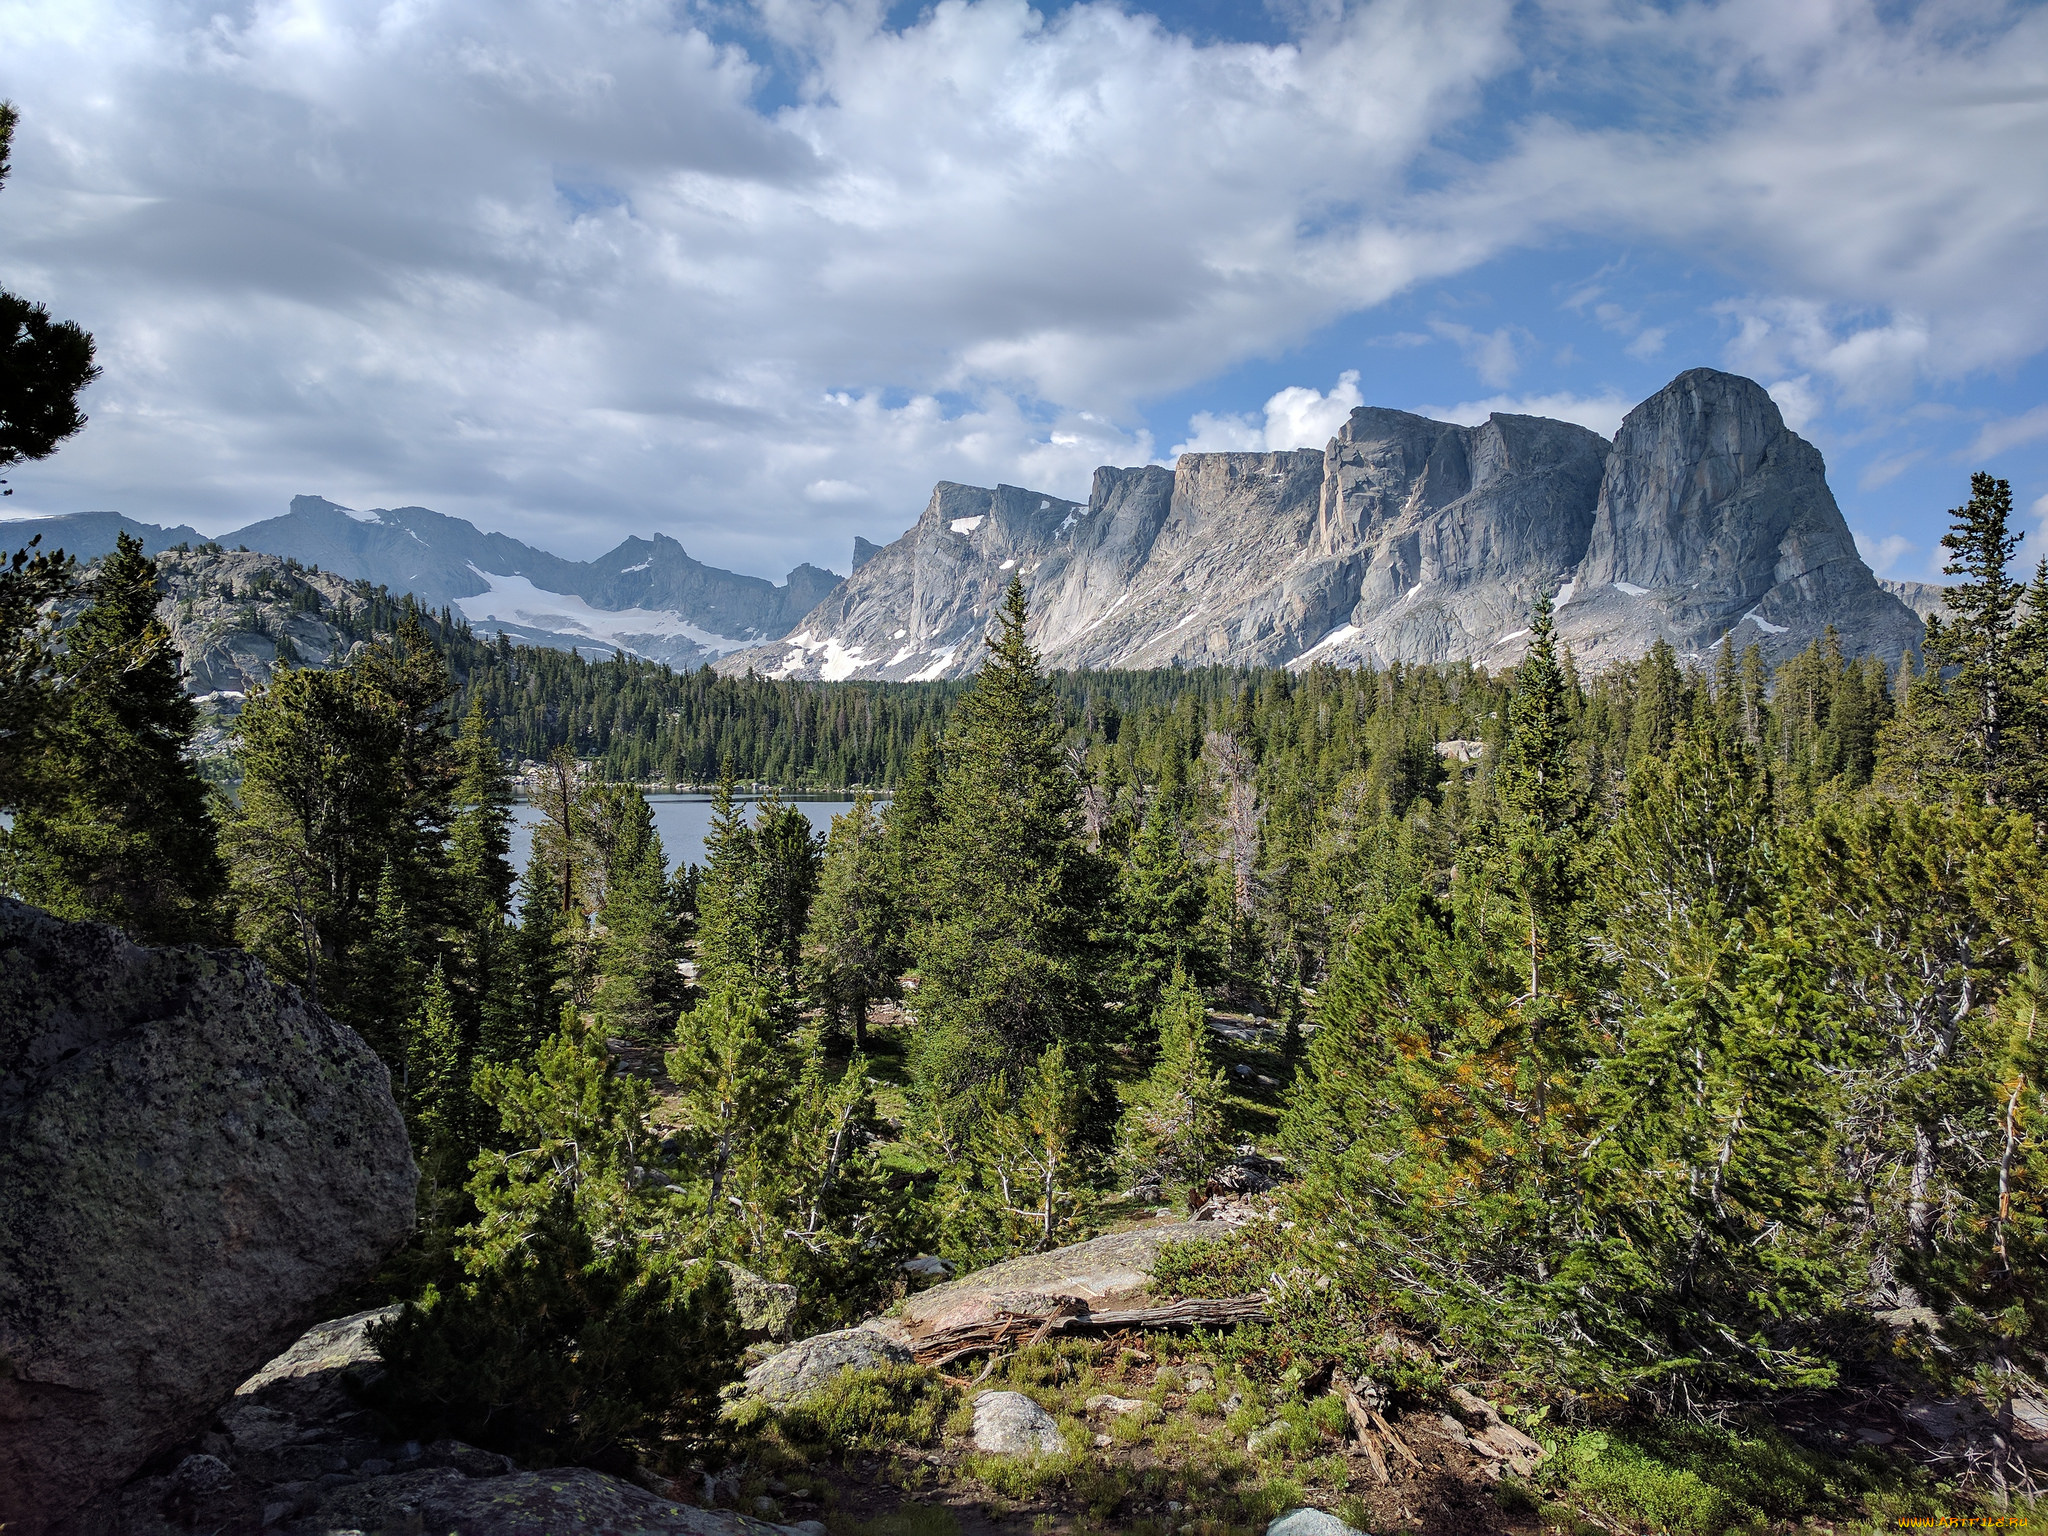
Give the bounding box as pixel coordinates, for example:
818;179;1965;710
594;799;685;1040
805;794;900;1051
911;579;1103;1143
1924;473;2029;807
3;532;225;941
969;1042;1090;1253
1112;790;1211;1015
0;534;74;798
1115;970;1230;1193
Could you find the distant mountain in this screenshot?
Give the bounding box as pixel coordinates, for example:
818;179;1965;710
6;496;845;669
2;510;203;560
720;369;1925;681
1880;578;1952;625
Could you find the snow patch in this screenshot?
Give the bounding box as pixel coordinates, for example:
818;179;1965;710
1297;623;1361;662
908;645;959;682
1000;559;1016;570
1496;629;1530;645
1039;499;1050;509
892;628;907;639
1554;581;1576;608
620;559;652;573
1742;609;1790;635
949;516;984;535
453;568;750;657
1613;581;1651;597
339;505;382;524
1057;512;1078;534
888;645;916;667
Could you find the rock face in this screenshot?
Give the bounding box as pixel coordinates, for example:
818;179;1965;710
971;1390;1065;1455
721;368;1923;680
870;1221;1213;1344
112;1309;808;1535
0;900;417;1534
742;1327;913;1405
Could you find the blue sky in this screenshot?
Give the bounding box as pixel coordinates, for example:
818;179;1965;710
0;0;2043;583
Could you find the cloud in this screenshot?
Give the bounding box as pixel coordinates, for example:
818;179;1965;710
0;0;2042;574
1853;530;1915;576
1431;322;1524;389
1972;405;2048;460
1430;390;1630;437
1172;371;1365;457
1764;376;1824;434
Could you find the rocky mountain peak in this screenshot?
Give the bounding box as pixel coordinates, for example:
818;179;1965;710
720;367;1923;682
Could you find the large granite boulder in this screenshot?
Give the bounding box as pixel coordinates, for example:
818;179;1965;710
742;1327;913;1405
0;899;416;1533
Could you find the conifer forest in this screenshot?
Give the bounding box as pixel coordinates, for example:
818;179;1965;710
5;475;2047;1532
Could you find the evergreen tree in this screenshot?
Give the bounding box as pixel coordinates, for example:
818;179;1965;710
3;533;224;941
1923;473;2030;807
1112;790;1212;1015
594;799;685;1040
806;794;900;1050
447;695;516;1047
911;579;1102;1144
496;848;567;1066
0;104;101;474
0;534;74;798
1115;969;1230;1193
966;1042;1091;1254
223;664;403;1011
371;1017;738;1468
664;986;789;1242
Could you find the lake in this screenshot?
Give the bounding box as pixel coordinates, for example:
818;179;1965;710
507;794;870;876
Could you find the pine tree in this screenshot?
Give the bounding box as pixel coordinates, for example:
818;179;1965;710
447;695;515;1046
1112;790;1211;1015
594;800;685;1041
222;663;404;1011
1923;473;2029;807
806;794;900;1051
664;986;790;1243
496;848;567;1066
1116;970;1230;1193
0;534;74;798
4;532;225;941
911;579;1103;1143
371;1015;739;1466
968;1042;1090;1253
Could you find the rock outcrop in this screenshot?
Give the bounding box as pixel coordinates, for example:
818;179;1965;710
0;900;416;1533
970;1390;1064;1455
742;1327;913;1405
112;1308;817;1535
721;368;1923;680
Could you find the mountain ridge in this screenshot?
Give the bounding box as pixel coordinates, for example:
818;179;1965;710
719;368;1927;681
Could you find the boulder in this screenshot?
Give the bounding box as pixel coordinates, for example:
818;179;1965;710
721;1261;800;1339
0;900;416;1533
971;1390;1064;1455
303;1465;808;1534
872;1222;1212;1343
1267;1509;1370;1536
742;1327;913;1405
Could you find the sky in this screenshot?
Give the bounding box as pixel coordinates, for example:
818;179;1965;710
0;0;2044;585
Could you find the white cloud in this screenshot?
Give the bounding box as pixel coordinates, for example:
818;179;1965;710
1431;322;1523;389
1430;391;1630;438
1765;376;1824;434
0;0;2042;574
1171;371;1365;457
1972;405;2048;460
1853;530;1914;576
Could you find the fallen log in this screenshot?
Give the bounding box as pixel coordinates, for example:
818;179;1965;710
912;1294;1269;1365
1334;1372;1391;1485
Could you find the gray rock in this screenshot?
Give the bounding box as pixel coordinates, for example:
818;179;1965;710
720;368;1922;684
721;1261;800;1339
742;1326;913;1405
1268;1509;1370;1536
306;1464;803;1534
972;1390;1065;1455
1085;1393;1150;1416
0;900;416;1535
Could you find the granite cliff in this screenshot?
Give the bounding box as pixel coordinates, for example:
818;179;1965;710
722;369;1924;680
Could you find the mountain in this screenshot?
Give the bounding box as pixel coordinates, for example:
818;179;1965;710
1;510;203;559
1881;578;1952;624
7;496;844;669
720;369;1925;681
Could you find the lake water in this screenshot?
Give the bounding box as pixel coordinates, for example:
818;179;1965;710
507;794;868;877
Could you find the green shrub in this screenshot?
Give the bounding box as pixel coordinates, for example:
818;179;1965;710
761;1364;955;1457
